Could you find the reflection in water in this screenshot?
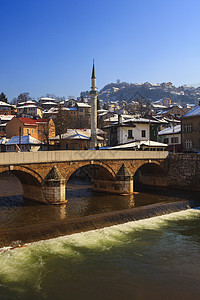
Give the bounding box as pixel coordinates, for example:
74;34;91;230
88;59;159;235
0;172;199;234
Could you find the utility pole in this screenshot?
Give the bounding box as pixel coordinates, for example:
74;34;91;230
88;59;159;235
19;126;21;151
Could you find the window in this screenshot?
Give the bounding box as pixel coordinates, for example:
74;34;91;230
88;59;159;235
27;129;29;134
79;109;83;112
141;130;146;138
171;137;179;144
32;129;34;134
85;109;88;113
184;124;192;132
184;139;192;149
128;130;133;138
38;130;40;135
164;138;169;144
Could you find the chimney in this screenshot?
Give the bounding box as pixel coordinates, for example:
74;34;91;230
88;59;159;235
118;114;122;124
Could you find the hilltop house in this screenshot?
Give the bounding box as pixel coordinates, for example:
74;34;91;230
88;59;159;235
16;104;43;119
0;101;14;115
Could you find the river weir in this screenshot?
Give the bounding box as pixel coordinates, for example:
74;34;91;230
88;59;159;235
1;174;200;299
0;200;199;248
1;208;200;299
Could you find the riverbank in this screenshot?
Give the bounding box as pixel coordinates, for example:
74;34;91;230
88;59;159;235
0;199;199;248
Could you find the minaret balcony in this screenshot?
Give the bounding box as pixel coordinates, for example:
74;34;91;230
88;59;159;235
90;90;98;96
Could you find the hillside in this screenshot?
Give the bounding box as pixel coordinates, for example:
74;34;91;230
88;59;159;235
97;82;200;105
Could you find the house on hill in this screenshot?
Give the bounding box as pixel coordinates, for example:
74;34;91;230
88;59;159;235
0;101;14;115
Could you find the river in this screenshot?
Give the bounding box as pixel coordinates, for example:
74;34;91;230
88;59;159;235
0;173;200;299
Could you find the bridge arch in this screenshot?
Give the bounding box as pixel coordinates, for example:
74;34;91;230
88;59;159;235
133;162;167;189
0;166;46;203
65;161;118;196
65;161;116;183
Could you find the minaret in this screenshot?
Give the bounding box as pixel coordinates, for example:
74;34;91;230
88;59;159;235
90;60;98;148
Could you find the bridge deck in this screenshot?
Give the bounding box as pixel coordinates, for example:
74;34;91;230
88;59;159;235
0;150;169;166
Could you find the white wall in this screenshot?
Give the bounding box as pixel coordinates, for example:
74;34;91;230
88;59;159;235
164;133;181;145
117;124;150;144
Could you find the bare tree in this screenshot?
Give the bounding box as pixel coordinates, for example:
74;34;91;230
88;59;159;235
42;118;56;151
12;92;31;105
54;106;74;146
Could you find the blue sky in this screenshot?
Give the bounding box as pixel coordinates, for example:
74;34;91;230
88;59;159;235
1;0;200;101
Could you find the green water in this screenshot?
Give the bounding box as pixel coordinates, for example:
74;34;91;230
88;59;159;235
1;208;200;300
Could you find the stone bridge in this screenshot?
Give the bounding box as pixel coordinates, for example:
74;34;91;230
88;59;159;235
0;150;169;204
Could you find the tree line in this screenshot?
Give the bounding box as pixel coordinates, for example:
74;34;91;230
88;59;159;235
0;92;67;105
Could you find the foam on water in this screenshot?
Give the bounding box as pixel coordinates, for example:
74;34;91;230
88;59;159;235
0;208;200;297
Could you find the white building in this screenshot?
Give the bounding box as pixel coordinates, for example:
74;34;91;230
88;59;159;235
16;105;43;118
105;116;159;146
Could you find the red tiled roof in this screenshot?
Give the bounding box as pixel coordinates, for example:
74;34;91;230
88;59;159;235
19;117;49;126
0;131;6;136
36;118;50;124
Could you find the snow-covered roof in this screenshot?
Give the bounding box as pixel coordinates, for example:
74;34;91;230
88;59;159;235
6;135;42;145
0;101;12;107
110;140;168;149
123;117;159;124
42;102;57;105
17;105;40;109
158;125;181;136
76;103;91;108
0;115;15;121
183;105;200;117
51;129;103;141
40;97;57;101
0;138;8;144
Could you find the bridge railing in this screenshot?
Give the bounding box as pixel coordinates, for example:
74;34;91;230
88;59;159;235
0;150;169;166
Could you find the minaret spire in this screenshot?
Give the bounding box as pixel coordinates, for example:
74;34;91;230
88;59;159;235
92;59;96;79
90;60;98;148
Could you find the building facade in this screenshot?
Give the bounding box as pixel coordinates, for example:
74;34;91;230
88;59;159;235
6;117;55;144
181;104;200;152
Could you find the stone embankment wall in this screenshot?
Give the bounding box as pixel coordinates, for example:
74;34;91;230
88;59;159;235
167;153;200;191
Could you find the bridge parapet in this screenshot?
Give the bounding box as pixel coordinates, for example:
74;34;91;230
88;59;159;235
0;150;169;166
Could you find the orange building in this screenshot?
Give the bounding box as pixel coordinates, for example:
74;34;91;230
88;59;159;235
6;117;55;143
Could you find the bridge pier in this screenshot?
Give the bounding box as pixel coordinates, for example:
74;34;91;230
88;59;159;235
42;166;67;204
92;163;133;195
